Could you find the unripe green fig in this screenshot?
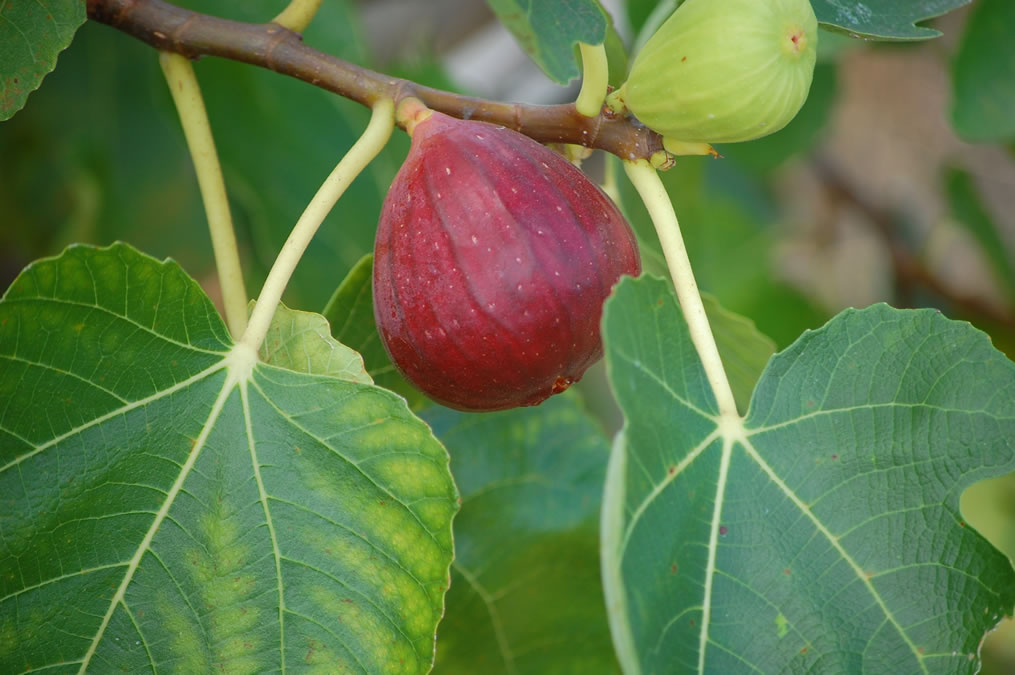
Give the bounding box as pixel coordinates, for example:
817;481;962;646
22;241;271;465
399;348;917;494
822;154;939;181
373;111;641;412
620;0;818;146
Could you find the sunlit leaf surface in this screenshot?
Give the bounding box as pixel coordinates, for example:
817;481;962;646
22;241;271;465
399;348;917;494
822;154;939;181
257;300;371;383
0;243;457;673
950;0;1015;142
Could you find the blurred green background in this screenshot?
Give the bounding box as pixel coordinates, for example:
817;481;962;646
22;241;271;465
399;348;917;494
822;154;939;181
2;0;1013;670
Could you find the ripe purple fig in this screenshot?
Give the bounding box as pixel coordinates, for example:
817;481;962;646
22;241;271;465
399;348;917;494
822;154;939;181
373;111;641;412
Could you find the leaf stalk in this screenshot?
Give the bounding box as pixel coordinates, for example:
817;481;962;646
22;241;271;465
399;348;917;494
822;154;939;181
623;159;739;418
159;51;248;338
240;98;395;354
576;42;609;117
272;0;323;33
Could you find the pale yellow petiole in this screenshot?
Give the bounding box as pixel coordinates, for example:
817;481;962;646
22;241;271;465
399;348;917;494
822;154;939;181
272;0;324;33
240;99;395;354
576;42;609;118
623;159;739;419
159;52;248;339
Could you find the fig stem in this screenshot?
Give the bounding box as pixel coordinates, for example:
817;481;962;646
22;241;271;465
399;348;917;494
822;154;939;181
272;0;323;33
575;42;609;118
623;159;739;419
240;98;395;354
395;98;433;136
159;51;248;339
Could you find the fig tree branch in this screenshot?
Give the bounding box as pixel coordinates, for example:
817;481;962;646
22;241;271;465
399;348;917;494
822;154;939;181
84;0;665;161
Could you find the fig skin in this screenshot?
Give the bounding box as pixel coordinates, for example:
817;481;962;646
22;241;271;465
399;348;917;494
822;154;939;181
622;0;817;145
373;111;641;412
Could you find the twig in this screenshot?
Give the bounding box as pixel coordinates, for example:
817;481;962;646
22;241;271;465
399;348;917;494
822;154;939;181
813;157;1015;332
85;0;665;161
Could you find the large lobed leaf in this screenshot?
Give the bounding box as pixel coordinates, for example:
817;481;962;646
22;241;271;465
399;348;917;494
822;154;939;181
601;275;1015;673
0;0;85;121
950;0;1015;143
0;243;458;673
424;395;618;673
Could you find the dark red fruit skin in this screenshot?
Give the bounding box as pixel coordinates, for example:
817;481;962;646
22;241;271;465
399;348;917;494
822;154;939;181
373;111;641;412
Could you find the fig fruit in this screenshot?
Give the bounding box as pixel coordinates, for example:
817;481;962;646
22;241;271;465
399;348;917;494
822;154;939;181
620;0;817;146
373;111;641;412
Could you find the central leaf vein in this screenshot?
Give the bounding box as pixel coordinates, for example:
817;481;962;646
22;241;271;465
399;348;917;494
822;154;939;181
77;371;235;673
240;380;286;673
698;435;735;673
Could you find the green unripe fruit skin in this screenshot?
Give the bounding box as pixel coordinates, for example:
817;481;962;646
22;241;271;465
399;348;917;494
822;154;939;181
624;0;818;144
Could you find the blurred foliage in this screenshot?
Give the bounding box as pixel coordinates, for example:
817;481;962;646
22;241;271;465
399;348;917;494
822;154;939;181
0;0;417;313
951;0;1015;142
946;167;1015;302
0;21;212;290
612;154;829;349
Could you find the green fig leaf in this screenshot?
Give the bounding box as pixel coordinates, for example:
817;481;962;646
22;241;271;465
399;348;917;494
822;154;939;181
0;243;457;673
950;0;1015;142
255;300;371;383
0;0;85;121
812;0;972;41
322;253;426;408
485;0;611;84
601;275;1015;673
425;394;618;673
